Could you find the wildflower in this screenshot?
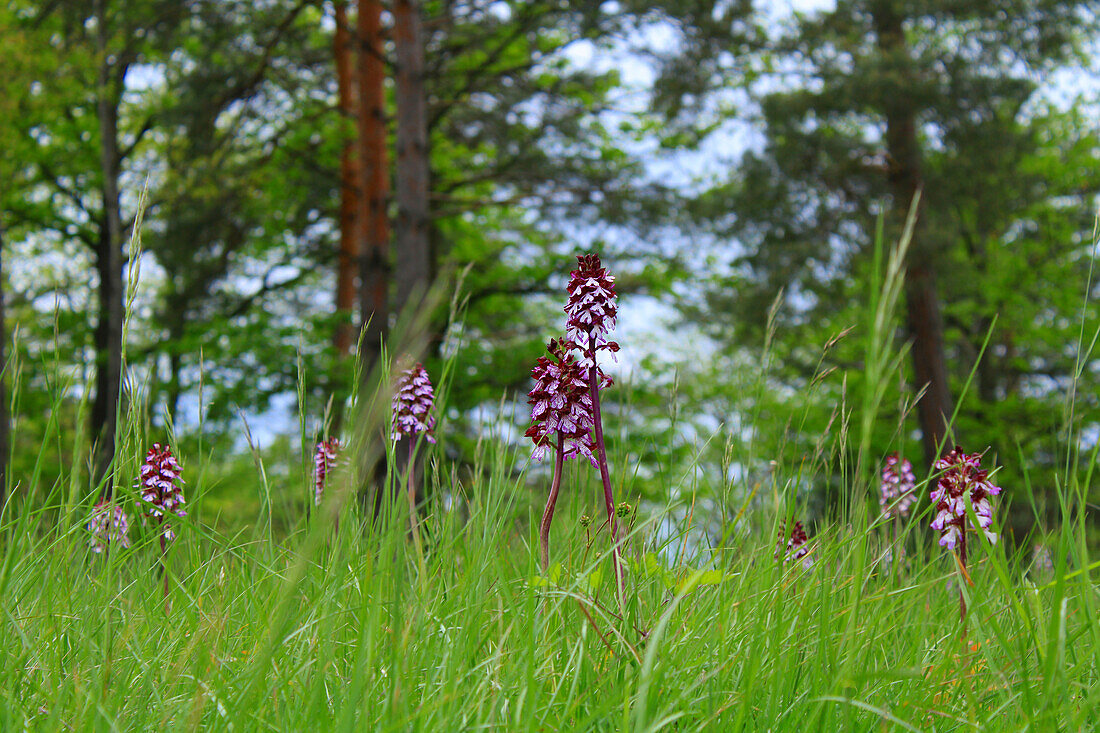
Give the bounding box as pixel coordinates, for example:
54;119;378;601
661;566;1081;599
880;453;917;518
930;446;1002;550
524;339;596;465
391;362;436;443
616;501;632;518
137;443;186;542
563;254;625;596
564;253;620;369
527;339;600;572
314;438;341;506
579;514;592;528
776;520;813;569
87;499;131;553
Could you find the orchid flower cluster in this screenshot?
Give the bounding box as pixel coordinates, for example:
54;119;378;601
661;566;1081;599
392;362;437;443
525;338;597;466
138;443;186;542
928;446;1003;626
776;520;813;569
930;446;1002;550
879;453;917;519
87;499;131;553
528;254;623;584
313;438;341;506
564;253;620;369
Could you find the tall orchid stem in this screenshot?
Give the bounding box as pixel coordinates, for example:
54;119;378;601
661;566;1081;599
539;441;565;573
587;365;625;598
159;531;169;612
406;440;427;576
959;528;968;636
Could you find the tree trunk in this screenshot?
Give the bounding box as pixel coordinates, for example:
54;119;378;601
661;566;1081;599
358;0;390;371
873;1;954;468
0;225;9;508
166;339;183;421
91;0;125;496
333;0;360;359
392;0;431;318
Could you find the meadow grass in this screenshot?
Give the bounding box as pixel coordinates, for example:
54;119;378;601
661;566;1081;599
0;422;1098;731
2;220;1099;730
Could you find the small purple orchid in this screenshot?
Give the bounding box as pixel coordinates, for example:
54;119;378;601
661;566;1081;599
391;363;436;443
391;362;436;563
931;447;1002;551
880;453;917;519
314;438;341;506
776;520;813;569
88;499;131;553
137;443;185;602
931;446;1003;626
137;443;186;543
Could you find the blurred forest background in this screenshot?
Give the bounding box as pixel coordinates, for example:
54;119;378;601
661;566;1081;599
1;0;1099;544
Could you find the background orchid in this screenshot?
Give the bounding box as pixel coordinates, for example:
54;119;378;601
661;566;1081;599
87;499;131;554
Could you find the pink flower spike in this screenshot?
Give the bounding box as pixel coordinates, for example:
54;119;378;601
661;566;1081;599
931;446;1003;548
136;443;186;542
880;453;917;519
525;339;597;466
314;438;341;506
392;363;436;443
87;499;131;553
564;254;620;370
776;519;813;569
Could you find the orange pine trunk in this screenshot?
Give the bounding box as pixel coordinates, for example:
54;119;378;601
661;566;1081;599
357;0;389;370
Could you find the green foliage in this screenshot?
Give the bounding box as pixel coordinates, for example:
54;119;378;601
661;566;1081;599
657;0;1100;530
2;419;1100;729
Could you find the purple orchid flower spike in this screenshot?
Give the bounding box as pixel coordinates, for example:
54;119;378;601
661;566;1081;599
314;438;341;507
137;443;186;543
391;362;437;566
931;446;1003;625
526;339;597;572
565;254;621;371
137;443;185;601
88;499;131;554
931;447;1002;550
563;253;625;594
880;453;917;519
776;519;814;570
392;362;437;444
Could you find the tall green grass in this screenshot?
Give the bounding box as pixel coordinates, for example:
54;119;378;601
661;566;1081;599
1;222;1099;730
1;462;1097;730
